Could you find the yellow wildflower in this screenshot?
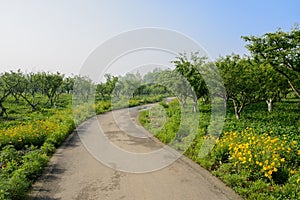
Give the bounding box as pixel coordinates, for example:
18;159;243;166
268;170;273;175
265;160;269;164
262;166;267;171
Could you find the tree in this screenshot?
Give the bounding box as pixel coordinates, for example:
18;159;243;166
117;72;142;97
157;69;193;107
0;74;12;117
173;52;208;112
40;72;64;107
73;75;95;103
216;55;261;119
242;25;300;99
20;72;43;111
96;74;119;100
62;77;74;94
254;62;289;112
1;70;25;103
141;69;171;96
104;74;118;99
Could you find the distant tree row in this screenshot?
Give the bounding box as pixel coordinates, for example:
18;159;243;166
171;25;300;119
0;69;173;117
2;26;299;120
95;71;171;101
0;71;79;117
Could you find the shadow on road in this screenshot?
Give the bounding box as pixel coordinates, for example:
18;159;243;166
27;133;80;200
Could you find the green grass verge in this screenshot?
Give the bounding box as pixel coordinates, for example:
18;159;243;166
0;94;165;200
139;98;300;199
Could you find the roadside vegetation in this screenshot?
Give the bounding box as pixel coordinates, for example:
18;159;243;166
0;25;299;199
139;26;300;199
0;70;169;199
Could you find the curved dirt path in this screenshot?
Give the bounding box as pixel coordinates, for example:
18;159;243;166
28;106;242;200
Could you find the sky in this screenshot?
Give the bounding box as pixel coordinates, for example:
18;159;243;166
0;0;300;77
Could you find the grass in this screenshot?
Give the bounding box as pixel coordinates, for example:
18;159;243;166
139;98;300;199
0;94;165;200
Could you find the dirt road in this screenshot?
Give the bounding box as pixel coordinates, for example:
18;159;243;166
28;106;242;200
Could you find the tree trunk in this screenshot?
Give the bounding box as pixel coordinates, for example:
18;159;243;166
19;93;38;111
192;97;198;113
12;93;20;103
232;99;241;120
49;98;53;107
266;98;273;112
182;97;187;108
234;106;240;120
0;103;7;118
193;101;197;113
288;80;300;99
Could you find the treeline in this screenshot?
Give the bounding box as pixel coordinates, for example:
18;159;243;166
170;25;300;119
0;71;71;116
2;26;299;120
0;69;172;117
95;71;170;101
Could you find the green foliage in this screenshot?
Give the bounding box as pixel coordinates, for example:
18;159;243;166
0;70;74;117
0;105;75;200
1;26;300;199
216;55;262;119
173;52;208;112
94;100;112;114
139;98;300;199
4;170;31;200
96;74;118;100
0;145;48;200
141;99;181;144
0;69;174;200
243;25;300;99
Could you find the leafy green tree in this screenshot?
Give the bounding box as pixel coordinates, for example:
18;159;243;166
96;83;107;100
0;74;12;117
73;75;95;103
62;77;74;94
117;72;142;97
141;69;171;96
143;68;162;84
156;69;193;107
104;74;118;99
242;25;300;99
96;74;118;100
40;72;64;107
1;70;25;103
216;55;261;119
20;73;43;111
173;52;208;112
254;63;289;112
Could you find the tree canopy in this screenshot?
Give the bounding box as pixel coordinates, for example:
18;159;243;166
242;25;300;98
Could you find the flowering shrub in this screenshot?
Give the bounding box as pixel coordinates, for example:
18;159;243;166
217;128;300;183
0;96;164;200
0;110;74;150
207;128;300;199
139;100;300;199
0;110;74;200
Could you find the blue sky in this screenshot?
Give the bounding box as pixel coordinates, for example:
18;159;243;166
0;0;299;75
